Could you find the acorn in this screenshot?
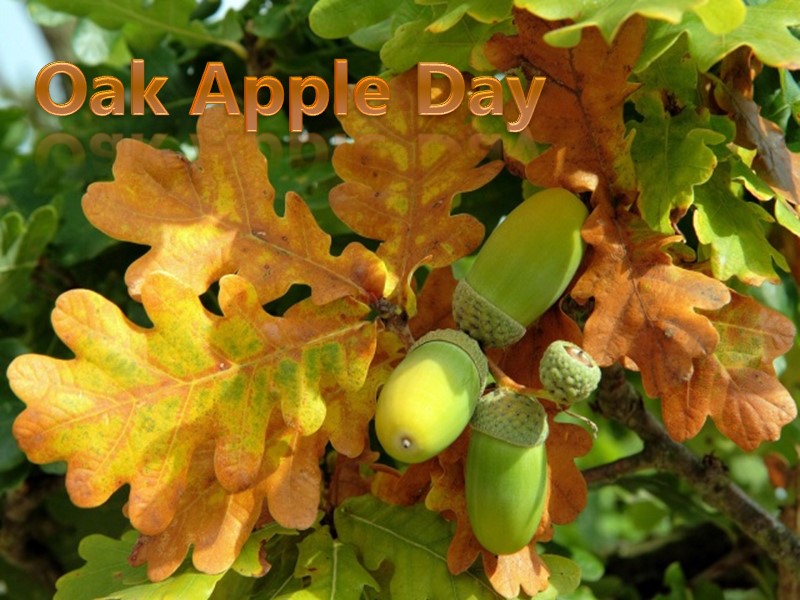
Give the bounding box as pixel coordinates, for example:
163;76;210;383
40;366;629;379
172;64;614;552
465;390;549;555
539;341;600;405
375;329;488;464
453;188;588;347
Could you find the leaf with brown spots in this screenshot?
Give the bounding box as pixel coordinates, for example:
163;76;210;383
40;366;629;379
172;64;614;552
571;201;731;398
661;292;796;450
485;10;645;200
83;107;386;305
330;70;503;313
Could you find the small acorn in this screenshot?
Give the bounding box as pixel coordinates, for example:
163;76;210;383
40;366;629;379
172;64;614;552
453;188;588;347
539;341;600;405
466;390;549;555
375;329;488;464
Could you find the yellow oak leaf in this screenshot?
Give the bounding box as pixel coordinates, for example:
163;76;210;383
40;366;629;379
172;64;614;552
130;419;329;580
485;10;645;201
484;547;550;599
9;272;376;536
322;331;404;458
330;70;503;312
572;201;731;398
661;292;797;450
128;429;283;581
83;107;386;305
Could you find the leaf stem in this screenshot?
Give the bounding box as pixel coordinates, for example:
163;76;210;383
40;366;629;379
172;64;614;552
591;364;800;577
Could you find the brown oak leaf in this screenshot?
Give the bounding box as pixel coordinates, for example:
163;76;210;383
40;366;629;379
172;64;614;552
661;292;796;450
486;305;583;390
485;10;645;201
571;202;731;398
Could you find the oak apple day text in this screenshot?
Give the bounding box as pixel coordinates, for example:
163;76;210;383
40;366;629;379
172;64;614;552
35;60;544;133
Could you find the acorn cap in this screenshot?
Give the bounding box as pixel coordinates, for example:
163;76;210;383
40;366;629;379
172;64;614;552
411;328;489;392
539;340;601;404
470;389;549;448
452;280;527;348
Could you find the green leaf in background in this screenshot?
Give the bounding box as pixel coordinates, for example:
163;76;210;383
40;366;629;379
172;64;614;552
642;0;800;72
694;167;788;286
425;0;514;33
633;35;699;108
310;0;511;73
631;96;727;232
54;532;222;600
0;338;28;474
232;522;298;578
335;495;501;600
34;0;245;58
381;15;510;73
513;0;745;48
71;19;131;67
532;555;581;600
249;533;304;599
309;0;397;39
277;526;379;599
0;206;57;317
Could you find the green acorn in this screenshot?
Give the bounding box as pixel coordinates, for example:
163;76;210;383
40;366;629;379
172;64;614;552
453;188;588;347
375;329;488;464
539;341;600;405
466;390;549;555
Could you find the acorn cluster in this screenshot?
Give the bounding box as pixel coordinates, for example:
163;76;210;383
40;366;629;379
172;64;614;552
374;188;601;556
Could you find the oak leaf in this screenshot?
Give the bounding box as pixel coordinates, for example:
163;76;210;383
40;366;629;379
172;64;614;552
514;0;745;47
83;107;385;305
661;292;796;450
130;423;329;581
322;331;405;459
644;0;800;71
572;202;731;398
485;10;645;200
714;79;800;207
9;272;375;536
330;70;503;312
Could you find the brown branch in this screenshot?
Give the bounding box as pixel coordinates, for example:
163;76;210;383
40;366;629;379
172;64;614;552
590;363;800;577
582;447;657;486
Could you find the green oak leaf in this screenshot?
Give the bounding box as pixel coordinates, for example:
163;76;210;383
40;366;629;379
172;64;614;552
533;555;582;599
37;0;245;58
308;0;397;39
633;35;699;108
728;151;800;238
631;96;728;232
335;495;501;599
54;531;223;600
275;526;379;599
641;0;800;72
694;167;788;285
514;0;745;48
426;0;513;33
381;14;511;73
311;0;511;73
0;206;58;316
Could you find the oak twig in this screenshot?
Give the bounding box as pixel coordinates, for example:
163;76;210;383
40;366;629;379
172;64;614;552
588;364;800;576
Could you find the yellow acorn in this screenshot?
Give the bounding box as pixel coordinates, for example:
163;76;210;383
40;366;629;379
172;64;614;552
375;329;488;464
453;188;588;347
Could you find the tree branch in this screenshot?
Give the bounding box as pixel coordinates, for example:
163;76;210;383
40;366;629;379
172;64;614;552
589;363;800;577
